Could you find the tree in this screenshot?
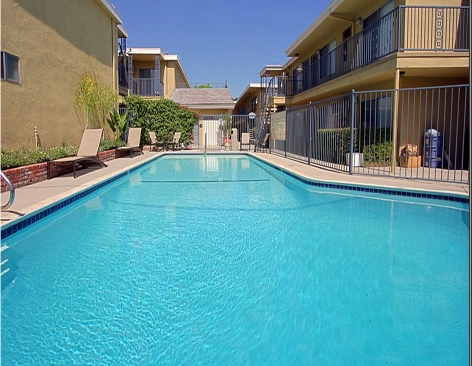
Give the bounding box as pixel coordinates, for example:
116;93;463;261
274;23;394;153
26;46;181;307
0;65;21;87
194;83;212;88
124;96;200;147
75;66;117;129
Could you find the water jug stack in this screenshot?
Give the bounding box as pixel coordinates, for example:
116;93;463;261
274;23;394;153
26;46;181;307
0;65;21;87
424;129;443;168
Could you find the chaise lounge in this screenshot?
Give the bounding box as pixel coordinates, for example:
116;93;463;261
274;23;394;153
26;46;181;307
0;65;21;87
47;128;107;179
117;127;143;157
171;132;182;151
240;133;251;151
255;133;270;153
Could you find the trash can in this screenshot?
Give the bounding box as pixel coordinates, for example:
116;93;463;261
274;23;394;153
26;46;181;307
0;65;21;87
231;128;239;150
424;129;443;168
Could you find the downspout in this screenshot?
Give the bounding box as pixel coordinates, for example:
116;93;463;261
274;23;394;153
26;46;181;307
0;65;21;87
391;69;400;173
165;59;168;98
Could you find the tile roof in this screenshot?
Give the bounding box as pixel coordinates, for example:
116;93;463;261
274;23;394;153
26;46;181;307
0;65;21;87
170;88;234;107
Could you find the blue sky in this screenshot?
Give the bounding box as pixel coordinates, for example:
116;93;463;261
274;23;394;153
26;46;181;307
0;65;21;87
110;0;333;99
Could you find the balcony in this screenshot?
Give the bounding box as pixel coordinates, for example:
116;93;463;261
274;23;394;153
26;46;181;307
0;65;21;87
131;77;164;97
118;64;128;89
276;5;469;97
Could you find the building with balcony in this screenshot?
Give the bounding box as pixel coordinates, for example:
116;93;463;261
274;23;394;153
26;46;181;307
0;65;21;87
126;48;190;100
262;0;468;110
257;0;469;175
233;83;264;116
288;0;467;101
1;0;127;149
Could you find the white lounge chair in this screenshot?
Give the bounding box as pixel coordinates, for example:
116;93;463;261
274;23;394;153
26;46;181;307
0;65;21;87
171;132;181;151
240;133;251;151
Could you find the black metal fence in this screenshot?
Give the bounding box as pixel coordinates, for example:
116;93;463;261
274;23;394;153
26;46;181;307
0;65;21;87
271;84;469;183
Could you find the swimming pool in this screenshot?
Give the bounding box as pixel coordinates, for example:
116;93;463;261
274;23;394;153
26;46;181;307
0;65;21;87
1;154;469;365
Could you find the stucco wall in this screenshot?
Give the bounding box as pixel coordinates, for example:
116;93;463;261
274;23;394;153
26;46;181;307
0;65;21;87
163;61;177;98
1;0;118;149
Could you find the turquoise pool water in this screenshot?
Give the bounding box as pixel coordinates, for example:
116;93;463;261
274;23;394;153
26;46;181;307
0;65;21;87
1;155;469;365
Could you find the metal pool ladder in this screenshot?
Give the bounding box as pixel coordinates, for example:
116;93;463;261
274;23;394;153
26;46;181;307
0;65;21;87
1;170;15;211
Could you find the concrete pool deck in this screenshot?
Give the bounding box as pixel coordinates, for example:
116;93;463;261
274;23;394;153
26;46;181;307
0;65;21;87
1;150;469;227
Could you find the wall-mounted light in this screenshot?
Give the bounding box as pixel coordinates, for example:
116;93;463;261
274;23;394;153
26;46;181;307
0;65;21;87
356;17;362;26
400;71;406;78
294;53;299;57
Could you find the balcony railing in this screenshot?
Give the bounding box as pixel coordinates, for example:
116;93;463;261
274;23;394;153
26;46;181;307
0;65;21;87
176;82;228;89
276;6;469;98
131;78;164;97
118;64;128;89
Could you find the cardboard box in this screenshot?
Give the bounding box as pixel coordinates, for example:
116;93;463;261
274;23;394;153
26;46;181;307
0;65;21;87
400;155;422;168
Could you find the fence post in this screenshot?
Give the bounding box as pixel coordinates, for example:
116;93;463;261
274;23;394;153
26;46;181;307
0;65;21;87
392;69;400;173
308;102;312;165
284;110;287;158
349;89;355;174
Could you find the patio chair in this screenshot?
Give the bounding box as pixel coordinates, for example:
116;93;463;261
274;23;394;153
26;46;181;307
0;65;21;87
117;127;143;157
255;133;270;153
47;128;107;179
240;133;251;151
171;132;182;151
149;131;164;152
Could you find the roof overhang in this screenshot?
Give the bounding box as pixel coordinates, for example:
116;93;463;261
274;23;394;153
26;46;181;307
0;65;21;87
118;24;128;38
98;0;123;24
239;83;262;98
127;47;162;55
285;0;365;57
259;65;284;77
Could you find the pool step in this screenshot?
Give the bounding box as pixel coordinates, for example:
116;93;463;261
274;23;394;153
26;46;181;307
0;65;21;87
1;245;15;290
1;246;10;277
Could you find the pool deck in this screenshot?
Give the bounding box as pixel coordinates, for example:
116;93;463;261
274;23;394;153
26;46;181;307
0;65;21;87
1;150;469;227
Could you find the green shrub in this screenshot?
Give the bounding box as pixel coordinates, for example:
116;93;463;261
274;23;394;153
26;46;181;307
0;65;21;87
98;139;126;152
124;96;200;147
363;141;393;166
315;127;358;163
1;140;125;169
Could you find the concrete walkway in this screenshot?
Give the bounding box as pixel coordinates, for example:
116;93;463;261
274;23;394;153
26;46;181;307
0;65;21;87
1;150;469;227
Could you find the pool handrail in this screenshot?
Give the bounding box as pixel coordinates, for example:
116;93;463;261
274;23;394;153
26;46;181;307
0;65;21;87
1;170;15;211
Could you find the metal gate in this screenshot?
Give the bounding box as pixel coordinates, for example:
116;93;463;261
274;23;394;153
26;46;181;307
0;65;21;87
193;114;259;150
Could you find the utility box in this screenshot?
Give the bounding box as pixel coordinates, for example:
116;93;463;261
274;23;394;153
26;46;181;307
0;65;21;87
231;128;239;150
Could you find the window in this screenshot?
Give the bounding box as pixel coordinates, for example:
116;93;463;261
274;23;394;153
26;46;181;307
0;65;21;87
342;27;351;62
293;64;303;93
1;51;20;83
302;59;309;91
361;96;392;129
310;53;318;87
319;40;336;79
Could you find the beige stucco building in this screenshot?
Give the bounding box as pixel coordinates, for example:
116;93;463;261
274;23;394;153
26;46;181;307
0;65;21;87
233;83;264;116
236;0;468;169
2;0;127;149
240;0;469;114
126;48;190;101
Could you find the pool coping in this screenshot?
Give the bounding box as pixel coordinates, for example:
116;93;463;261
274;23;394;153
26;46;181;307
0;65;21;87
1;151;469;240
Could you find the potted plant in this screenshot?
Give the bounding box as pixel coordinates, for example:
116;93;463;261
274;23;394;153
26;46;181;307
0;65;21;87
221;114;232;150
344;127;363;167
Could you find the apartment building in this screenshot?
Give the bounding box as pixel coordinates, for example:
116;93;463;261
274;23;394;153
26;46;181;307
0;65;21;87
126;48;190;100
1;0;126;149
255;0;469;176
280;0;468;106
233;83;264;116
